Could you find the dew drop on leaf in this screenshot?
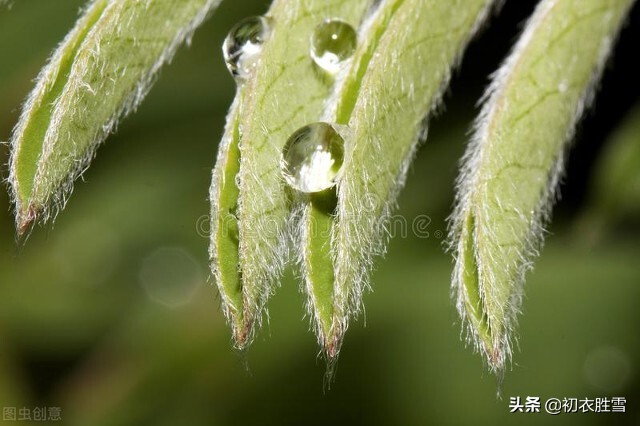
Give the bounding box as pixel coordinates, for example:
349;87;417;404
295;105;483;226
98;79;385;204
223;16;270;81
310;19;357;75
281;122;345;193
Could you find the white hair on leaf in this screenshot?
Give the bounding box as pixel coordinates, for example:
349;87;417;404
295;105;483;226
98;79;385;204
449;0;634;373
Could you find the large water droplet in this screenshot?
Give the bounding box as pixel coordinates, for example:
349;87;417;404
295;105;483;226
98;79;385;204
310;19;357;75
281;122;345;193
223;16;270;81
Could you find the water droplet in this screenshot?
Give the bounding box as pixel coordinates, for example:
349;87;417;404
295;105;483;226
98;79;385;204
281;122;345;193
310;19;357;75
223;16;270;81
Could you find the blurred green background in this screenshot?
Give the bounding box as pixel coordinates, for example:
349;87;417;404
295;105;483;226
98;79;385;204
1;1;639;425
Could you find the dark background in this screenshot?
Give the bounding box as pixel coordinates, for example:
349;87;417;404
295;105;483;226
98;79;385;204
1;1;639;425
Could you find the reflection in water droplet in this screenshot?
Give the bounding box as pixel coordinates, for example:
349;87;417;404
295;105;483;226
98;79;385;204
583;346;632;392
310;19;357;75
139;247;203;308
223;16;270;81
281;122;345;193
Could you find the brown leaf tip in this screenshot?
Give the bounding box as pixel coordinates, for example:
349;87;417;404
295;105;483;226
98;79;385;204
16;205;38;238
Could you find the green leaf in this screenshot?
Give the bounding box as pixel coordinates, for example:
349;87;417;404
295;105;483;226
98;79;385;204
209;0;371;347
8;0;221;235
450;0;635;372
299;0;498;358
209;96;244;344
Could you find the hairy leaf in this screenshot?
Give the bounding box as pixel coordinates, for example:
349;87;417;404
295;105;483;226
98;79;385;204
9;0;221;235
450;0;635;372
299;0;499;358
209;96;244;343
209;0;371;347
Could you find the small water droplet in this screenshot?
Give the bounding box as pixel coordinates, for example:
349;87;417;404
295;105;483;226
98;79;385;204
310;19;357;75
223;16;270;81
281;122;345;193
